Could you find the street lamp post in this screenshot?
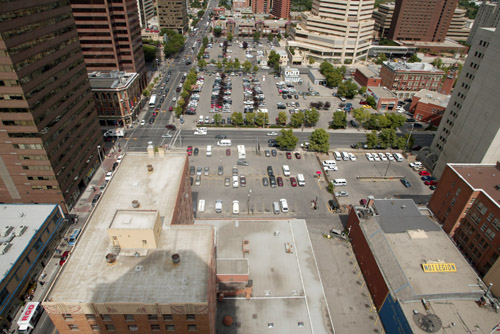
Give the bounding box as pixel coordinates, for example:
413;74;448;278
404;124;415;152
96;145;104;171
247;190;252;215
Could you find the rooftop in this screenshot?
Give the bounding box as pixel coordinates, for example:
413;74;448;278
0;204;59;282
368;86;397;99
88;70;139;90
46;152;214;304
356;66;381;78
197;219;333;334
308;68;326;79
383;61;443;73
449;164;500;207
413;89;450;107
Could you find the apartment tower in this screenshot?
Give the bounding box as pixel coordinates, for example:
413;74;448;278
289;0;375;64
70;0;147;88
388;0;459;42
271;0;291;19
423;22;500;178
137;0;155;28
0;0;103;211
157;0;188;34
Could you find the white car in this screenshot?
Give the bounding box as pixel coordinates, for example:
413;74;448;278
140;120;145;125
232;200;240;215
194;129;207;135
232;175;239;188
409;161;423;168
215;200;223;213
104;171;113;181
172;96;177;102
348;153;356;161
162;133;173;138
116;155;123;163
379;153;388;161
267;131;278;136
373;153;381;162
324;165;338;171
386;152;395;161
365;153;374;162
280;199;289;213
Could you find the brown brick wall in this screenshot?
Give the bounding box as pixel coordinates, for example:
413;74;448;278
171;155;193;225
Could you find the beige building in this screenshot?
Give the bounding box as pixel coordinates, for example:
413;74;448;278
372;2;395;39
447;8;471;41
43;149;217;334
289;0;375;64
157;0;188;33
424;23;500;178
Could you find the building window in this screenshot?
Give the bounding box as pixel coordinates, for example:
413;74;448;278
186;314;196;321
63;314;73;321
493;218;500;231
486;228;496;241
188;325;197;331
86;314;97;321
124;314;134;321
102;314;112;321
451;198;456;206
128;325;138;331
105;324;115;331
91;324;100;330
163;314;173;321
481;223;487;232
487;213;494;222
151;324;161;331
148;314;158;321
455;188;461;196
476;201;487;215
68;324;79;330
166;325;175;331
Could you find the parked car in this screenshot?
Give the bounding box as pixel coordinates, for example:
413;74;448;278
232;200;240;214
277;176;283;187
226;148;231;156
190;166;195;175
204;167;209;176
240;175;246;187
59;251;70;266
400;178;411;188
194;147;199;156
187;146;192;156
218;166;224;175
419;170;431;176
335;191;349;197
295;152;301;159
262;177;269;186
286;152;292;159
290;177;297;187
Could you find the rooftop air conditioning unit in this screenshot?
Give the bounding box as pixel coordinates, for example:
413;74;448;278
15;225;27;237
0;242;12;255
0;226;13;237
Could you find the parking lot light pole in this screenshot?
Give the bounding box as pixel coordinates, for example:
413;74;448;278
404;124;415;152
247;190;252;214
97;145;104;171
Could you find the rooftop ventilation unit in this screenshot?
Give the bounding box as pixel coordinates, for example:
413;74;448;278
15;226;27;237
0;242;12;255
0;226;13;237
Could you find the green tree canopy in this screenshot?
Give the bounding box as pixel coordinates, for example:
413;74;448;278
213;26;222;37
268;50;280;69
386;112;406;128
163;30;185;57
227;31;233;41
202;36;209;47
276;129;298;150
331;111;346;129
253;30;261;42
353;107;371;125
255;112;269;127
143;45;157;63
309;128;330;153
337;79;358;99
277;111;287;125
197;10;205;18
214;113;222;125
198;58;207;69
304;108;319;126
290;111;305;128
319;61;346;88
375;53;387;65
242;60;252;72
231;112;244;126
267;33;274;42
366;130;379;148
245;112;255;125
408;54;421;63
366;96;377;108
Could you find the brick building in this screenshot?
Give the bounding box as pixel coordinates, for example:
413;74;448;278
70;0;147;89
271;0;291;19
429;163;500;280
353;66;382;87
380;61;448;99
157;0;188;34
43;150;217;334
409;89;450;125
88;71;143;127
367;86;398;111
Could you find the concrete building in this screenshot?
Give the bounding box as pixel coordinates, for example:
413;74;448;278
308;69;326;85
380;61;447;99
289;0;375;64
275;49;289;65
70;0;147;89
366;86;398;111
409;89;450;125
372;2;395;39
283;67;300;83
88;71;143;127
137;0;156;28
43;150;217;334
425;24;500;178
353;66;382;87
0;205;65;330
447;8;471;41
429;163;500;283
388;0;459;42
157;0;188;34
347;198;500;334
0;0;103;211
467;2;500;45
199;219;333;333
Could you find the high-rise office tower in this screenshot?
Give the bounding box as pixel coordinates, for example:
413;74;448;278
271;0;291;19
388;0;458;42
0;0;103;211
289;0;374;64
70;0;147;88
467;2;500;45
137;0;155;28
157;0;188;34
424;22;500;178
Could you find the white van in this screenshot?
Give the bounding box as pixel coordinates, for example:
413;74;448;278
393;153;404;162
206;145;212;157
217;139;232;146
334;151;342;161
198;200;206;212
282;165;291;176
341;152;350;161
273;202;280;214
297;174;305;186
333;178;347;186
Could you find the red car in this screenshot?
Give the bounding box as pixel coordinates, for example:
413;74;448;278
295;152;301;159
187;146;193;156
419;170;430;176
226;148;231;156
290;177;297;187
277;177;283;187
425;180;438;186
286;152;292;159
359;100;368;105
59;251;70;266
169;106;173;112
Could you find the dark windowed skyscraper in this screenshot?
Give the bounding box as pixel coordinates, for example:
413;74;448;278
0;0;103;211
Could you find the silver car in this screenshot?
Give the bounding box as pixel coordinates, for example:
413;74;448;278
204;167;209;176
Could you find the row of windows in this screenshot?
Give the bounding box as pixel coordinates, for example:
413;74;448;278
2;120;35;126
0;65;14;72
479;39;489;48
0;79;19;87
72;314;197;321
31;185;58;190
67;324;196;331
22;165;52;171
0;94;23;100
19;155;48;161
13;144;44;150
27;176;55;181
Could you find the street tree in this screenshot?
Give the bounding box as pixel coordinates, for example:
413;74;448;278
233;58;241;70
253;30;261;42
177;97;185;109
359;86;367;95
197;10;205;18
337;79;358;98
366;95;376;109
267;33;273;42
198;58;207;69
163;30;185;57
309;128;330;153
277;111;287;125
213;26;222;37
290;111;305;128
245;112;255;125
267;51;280;69
304;108;320;126
242;60;252;73
214;113;222;125
276;129;298;150
143;45;157;62
255;112;269;127
366;130;379;148
386;112;406;128
331;111;346;129
252;65;259;73
180;90;189;100
231;112;244;126
378;128;397;148
352;107;371;125
216;61;223;70
142;89;151;97
227;31;233;41
174;106;183;117
202;36;209;47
